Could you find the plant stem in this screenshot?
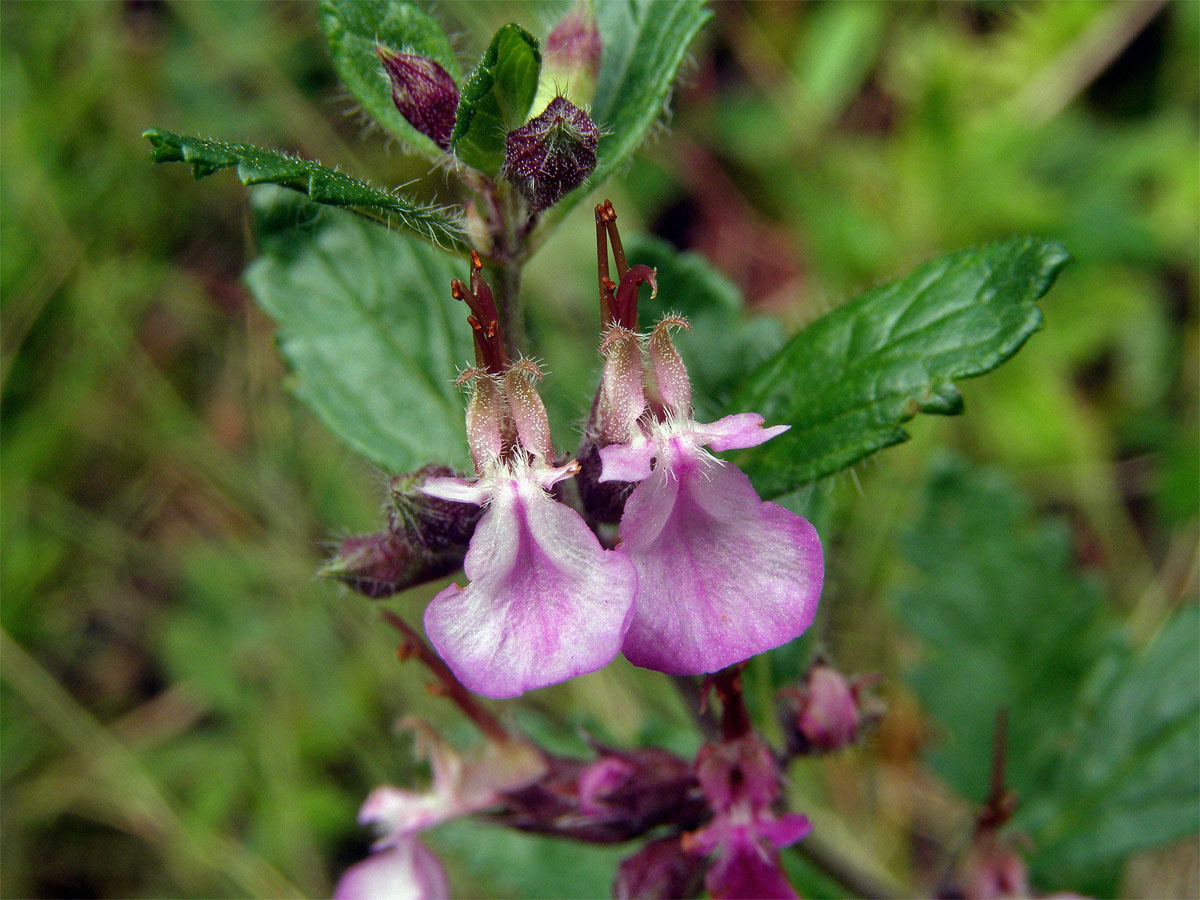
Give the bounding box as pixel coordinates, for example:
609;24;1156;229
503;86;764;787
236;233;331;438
791;832;912;900
380;610;511;744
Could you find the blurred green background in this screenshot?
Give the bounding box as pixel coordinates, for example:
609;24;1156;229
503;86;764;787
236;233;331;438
2;2;1196;898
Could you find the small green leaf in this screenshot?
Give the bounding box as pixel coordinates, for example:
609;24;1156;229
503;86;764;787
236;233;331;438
318;0;461;153
143;128;468;251
536;0;711;234
244;186;472;472
624;235;784;419
731;238;1070;497
451;24;541;175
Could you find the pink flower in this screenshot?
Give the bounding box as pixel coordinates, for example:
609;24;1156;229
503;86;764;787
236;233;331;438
335;723;545;900
599;318;823;675
423;361;637;698
333;839;448;900
685;737;810;900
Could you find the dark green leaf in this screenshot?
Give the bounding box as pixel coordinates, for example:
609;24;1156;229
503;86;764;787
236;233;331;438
318;0;460;153
624;235;784;419
897;455;1107;805
142;128;468;250
244;186;472;472
731;238;1070;497
897;457;1200;892
536;0;711;234
451;24;541;175
1022;605;1199;886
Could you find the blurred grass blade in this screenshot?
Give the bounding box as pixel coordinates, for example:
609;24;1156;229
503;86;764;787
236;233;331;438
142;128;468;250
535;0;711;238
0;627;302;899
451;23;542;175
245;186;474;473
318;0;461;154
731;238;1070;497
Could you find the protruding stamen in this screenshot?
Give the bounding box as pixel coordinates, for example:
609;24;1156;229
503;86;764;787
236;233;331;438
504;359;554;462
612;264;657;331
596;203;616;325
648;315;692;418
452;255;509;375
599;199;628;279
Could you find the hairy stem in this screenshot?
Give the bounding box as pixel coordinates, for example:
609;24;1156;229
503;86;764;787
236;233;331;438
381;610;510;743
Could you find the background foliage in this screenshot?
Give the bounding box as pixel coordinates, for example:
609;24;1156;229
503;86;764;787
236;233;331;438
2;2;1197;898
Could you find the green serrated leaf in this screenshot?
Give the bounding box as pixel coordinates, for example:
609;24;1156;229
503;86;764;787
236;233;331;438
451;24;541;175
535;0;711;237
731;238;1070;497
624;234;784;419
318;0;460;153
142;128;468;250
244;186;472;473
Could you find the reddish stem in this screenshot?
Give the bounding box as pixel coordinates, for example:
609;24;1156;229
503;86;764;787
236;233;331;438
381;609;510;743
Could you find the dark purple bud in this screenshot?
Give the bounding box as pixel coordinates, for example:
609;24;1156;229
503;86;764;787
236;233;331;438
389;464;483;551
376;46;459;149
503;96;599;211
492;747;707;843
614;835;707;900
779;661;880;754
323;465;482;599
321;530;462;599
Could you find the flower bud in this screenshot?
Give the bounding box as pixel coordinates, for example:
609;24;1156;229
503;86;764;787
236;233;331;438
493;747;706;843
647;315;692;419
960;833;1030;900
503;96;599;212
321;530;463;600
460;368;509;473
389;464;484;551
543;2;603;106
376;47;459;149
324;466;483;599
779;661;879;754
504;359;554;462
575;327;647;524
614;835;707;900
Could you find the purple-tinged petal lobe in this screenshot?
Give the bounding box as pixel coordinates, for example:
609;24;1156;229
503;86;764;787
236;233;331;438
598;441;656;483
694;413;789;452
762;813;812;848
424;477;636;698
420;476;492;506
333;839;449;900
704;835;798;900
617;445;823;674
